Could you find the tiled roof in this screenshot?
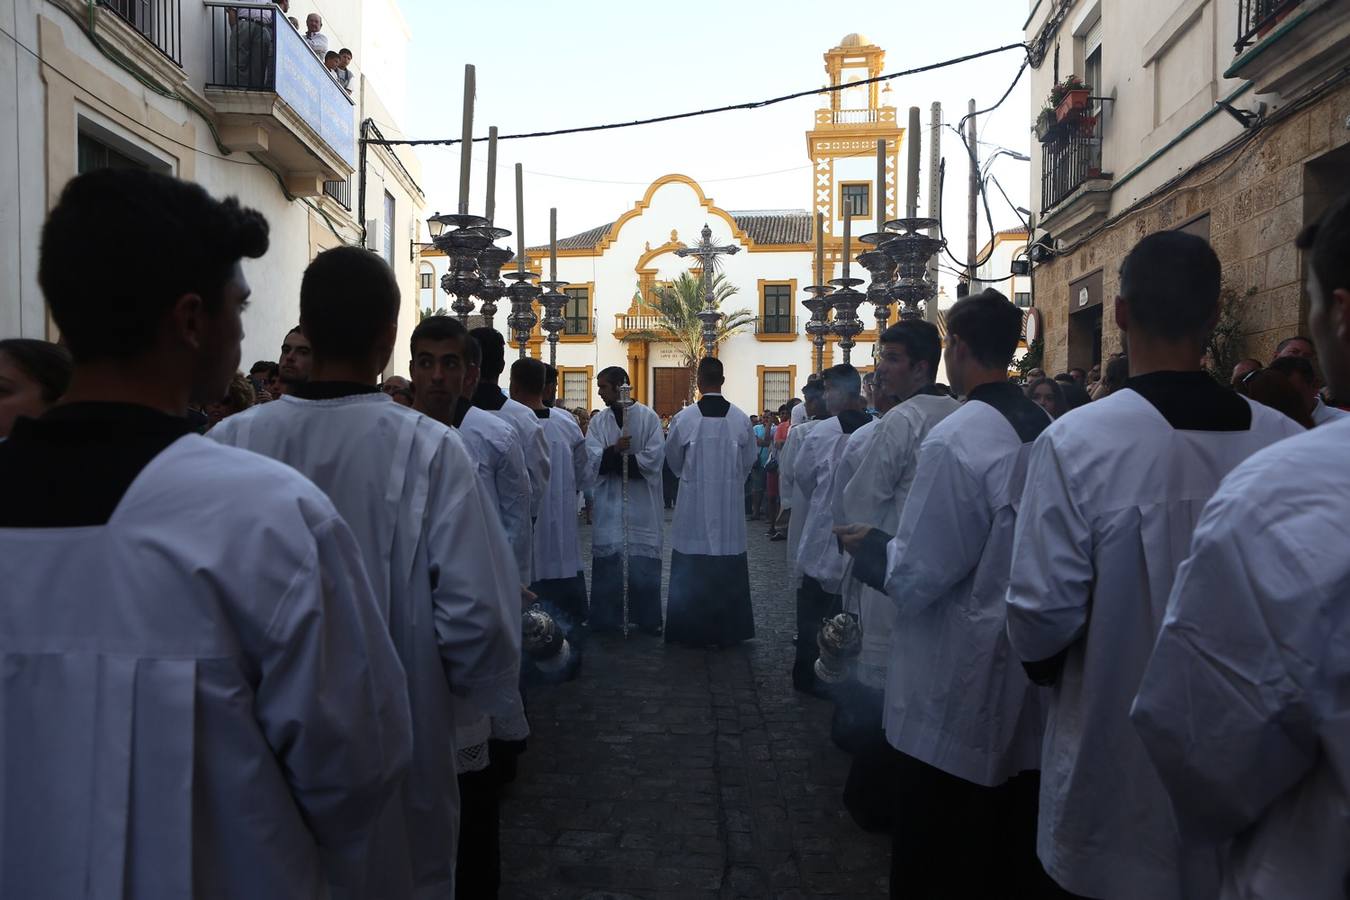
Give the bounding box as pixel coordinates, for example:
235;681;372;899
527;222;614;254
729;210;813;245
529;209;813;253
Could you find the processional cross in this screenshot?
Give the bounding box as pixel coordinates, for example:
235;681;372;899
675;224;740;358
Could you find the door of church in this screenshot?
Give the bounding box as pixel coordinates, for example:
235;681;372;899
652;367;688;418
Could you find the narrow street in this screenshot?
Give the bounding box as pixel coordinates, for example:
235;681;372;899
500;512;890;899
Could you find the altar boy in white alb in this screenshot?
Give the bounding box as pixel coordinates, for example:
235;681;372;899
836;320;959;829
212;246;524;899
0;171;413;900
839;290;1054;898
664;356;758;646
1132;196;1350;900
1138;417;1350;900
1006;232;1303;900
513;359;591;624
585;366;666;633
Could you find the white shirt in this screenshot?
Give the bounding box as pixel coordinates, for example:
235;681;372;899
584;401;665;560
880;390;1048;787
840;393;961;689
1007;386;1303;900
665;396;757;557
1133;416;1350;900
487;395;551;521
798;417;856;593
304;30;329;56
460;404;532;587
211;392;523;896
0;435;412;899
778;418;821;582
1313;396;1348;426
533;406;589;580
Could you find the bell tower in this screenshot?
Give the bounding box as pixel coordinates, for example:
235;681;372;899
806;34;904;243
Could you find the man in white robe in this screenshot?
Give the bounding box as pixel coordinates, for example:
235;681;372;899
838;290;1054;897
513;359;591;625
776;380;826;584
585;366;666;634
1132;199;1350;900
212;246;524;899
794;364;872;691
410;315;532;588
407;315;531;899
834;320;959;831
0;170;412;900
1006;232;1303;900
469;327;551;521
664;356;758;646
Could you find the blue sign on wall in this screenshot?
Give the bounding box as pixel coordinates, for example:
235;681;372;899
275;22;355;166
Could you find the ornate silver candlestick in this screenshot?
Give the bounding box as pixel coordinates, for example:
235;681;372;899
504;271;540;359
473;227;514;329
537;280;569;367
802;283;834;375
858;231;899;339
882;217;945;321
829;275;866;366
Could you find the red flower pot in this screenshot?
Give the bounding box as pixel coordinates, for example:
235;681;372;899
1055;89;1091;122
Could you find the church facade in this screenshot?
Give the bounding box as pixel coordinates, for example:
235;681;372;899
421;34;910;417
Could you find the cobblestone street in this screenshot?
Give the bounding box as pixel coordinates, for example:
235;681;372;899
500;511;890;899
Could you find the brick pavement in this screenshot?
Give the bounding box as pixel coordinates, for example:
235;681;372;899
500;510;890;899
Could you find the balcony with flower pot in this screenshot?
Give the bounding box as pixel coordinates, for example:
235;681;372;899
1036;75;1112;244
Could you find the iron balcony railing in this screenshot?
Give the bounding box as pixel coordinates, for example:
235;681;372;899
204;3;356;164
322;178;351;210
1236;0;1304;51
754;315;797;335
100;0;181;65
1041;113;1104;212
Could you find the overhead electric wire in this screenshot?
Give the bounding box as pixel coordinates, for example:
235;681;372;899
365;42;1030;148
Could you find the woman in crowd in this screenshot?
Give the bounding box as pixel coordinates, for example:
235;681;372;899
0;338;72;439
1025;375;1065;420
205;371;257;430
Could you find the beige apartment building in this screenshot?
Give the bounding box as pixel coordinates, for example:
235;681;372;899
1;0;426;372
1024;0;1350;373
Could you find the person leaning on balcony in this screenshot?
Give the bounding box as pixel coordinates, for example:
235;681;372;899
336;48;354;91
304;13;329;57
227;0;288;88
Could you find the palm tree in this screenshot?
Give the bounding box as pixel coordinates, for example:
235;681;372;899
624;271;754;402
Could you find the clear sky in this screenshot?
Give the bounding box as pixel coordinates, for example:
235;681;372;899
398;0;1033;289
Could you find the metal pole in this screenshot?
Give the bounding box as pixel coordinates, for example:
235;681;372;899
906;106;921;219
967;99;979;283
618;385;632;638
926;102;942;321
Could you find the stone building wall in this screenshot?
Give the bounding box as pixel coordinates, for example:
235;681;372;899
1034;80;1350;374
